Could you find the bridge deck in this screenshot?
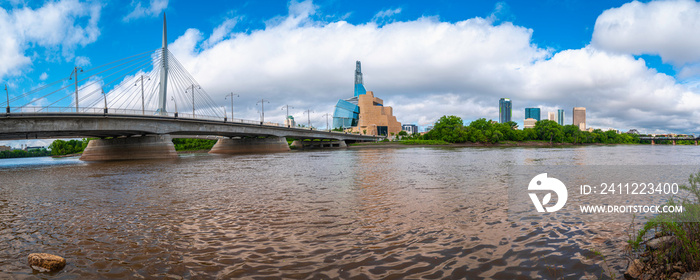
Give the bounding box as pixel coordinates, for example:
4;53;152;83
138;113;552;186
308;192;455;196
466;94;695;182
0;113;382;142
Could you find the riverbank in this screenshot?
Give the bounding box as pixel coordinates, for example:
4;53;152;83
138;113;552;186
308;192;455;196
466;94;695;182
51;153;82;158
177;149;211;154
348;141;621;149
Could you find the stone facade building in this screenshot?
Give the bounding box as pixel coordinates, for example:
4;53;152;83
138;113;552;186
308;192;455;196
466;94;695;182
350;91;402;136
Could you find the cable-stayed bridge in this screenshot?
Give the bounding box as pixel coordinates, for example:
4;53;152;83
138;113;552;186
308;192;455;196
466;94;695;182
0;15;380;160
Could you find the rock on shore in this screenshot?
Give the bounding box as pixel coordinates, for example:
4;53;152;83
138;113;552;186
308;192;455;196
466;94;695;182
27;253;66;272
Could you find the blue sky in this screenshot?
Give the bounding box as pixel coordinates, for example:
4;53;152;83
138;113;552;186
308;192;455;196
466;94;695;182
2;0;700;147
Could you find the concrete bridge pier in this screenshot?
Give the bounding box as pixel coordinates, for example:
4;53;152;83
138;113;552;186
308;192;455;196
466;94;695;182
80;134;178;161
695;140;698;146
209;136;290;154
673;140;676;145
651;140;655;145
290;140;347;149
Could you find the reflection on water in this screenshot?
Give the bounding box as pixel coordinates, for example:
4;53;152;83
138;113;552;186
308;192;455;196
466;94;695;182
1;145;700;279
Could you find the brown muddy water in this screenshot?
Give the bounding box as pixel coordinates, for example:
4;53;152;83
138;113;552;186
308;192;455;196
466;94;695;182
1;145;699;279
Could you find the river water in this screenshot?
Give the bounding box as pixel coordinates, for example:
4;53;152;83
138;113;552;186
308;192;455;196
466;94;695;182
1;145;699;279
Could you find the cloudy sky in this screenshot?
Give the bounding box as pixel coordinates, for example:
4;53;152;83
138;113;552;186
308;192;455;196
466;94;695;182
2;0;700;147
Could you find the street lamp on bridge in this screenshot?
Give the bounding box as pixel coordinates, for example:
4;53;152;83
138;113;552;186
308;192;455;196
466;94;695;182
281;104;294;118
134;75;150;115
69;67;83;112
322;113;332;131
102;88;108;114
4;84;9;114
225;92;239;121
185;84;201;118
257;99;269;124
303;109;313;128
171;96;178;118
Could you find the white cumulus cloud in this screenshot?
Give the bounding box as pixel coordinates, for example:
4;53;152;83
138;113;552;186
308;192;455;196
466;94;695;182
592;0;700;67
0;0;101;79
123;0;168;22
159;0;700;134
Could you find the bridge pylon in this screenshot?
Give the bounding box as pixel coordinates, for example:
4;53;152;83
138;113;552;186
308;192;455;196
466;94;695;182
209;137;290;155
80;134;177;161
156;13;169;115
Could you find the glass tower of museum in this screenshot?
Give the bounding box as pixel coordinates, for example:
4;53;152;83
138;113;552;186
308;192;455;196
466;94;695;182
332;61;366;129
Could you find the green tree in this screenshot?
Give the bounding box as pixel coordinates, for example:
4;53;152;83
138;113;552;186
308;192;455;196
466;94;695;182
47;138;92;156
490;130;503;143
534;120;563;144
424;115;468;143
562;125;581;144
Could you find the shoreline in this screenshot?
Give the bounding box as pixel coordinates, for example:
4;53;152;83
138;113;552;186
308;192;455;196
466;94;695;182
51;153;82;158
176;149;211;154
348;141;627;149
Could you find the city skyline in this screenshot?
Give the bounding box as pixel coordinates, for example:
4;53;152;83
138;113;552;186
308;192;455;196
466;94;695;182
1;0;700;148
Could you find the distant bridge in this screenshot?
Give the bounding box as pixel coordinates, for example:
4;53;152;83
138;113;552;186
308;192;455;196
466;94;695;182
638;136;698;145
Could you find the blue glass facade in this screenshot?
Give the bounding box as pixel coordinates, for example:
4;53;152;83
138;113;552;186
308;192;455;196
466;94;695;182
333;61;367;129
354;83;366;97
499;98;511;123
525;108;541;121
557;109;564;126
332;99;359;129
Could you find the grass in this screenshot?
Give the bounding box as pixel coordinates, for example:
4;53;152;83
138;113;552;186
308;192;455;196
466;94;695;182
627;170;700;277
400;139;450;145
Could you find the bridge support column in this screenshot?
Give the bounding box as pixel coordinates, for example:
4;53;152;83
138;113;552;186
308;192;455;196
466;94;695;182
651;140;655;145
80;134;177;161
695;140;698;146
209;136;290;154
290;140;347;149
673;140;676;145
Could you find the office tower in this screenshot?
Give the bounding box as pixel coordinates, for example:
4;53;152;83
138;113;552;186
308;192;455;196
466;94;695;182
548;112;556;121
573;107;586;131
499;98;512;123
557;109;564;126
525;108;541;121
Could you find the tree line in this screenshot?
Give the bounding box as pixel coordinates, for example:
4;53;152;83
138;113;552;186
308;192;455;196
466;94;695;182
0;148;51;159
47;139;90;156
420;115;641;144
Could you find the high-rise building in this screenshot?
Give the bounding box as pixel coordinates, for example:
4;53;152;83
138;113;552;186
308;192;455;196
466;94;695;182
525;108;541;121
548;112;556;122
524;118;537;129
573;107;586;131
499;98;512;123
402;124;418;134
557;109;564;126
354;61;367;97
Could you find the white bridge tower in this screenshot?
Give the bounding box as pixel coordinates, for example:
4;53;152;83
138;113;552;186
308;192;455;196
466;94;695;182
156;14;168;115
